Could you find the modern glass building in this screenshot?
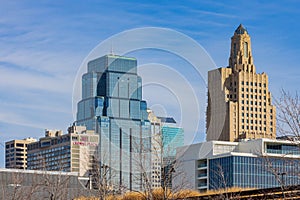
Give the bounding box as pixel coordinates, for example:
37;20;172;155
176;138;300;192
157;117;184;188
209;155;300;190
76;54;151;191
157;117;184;158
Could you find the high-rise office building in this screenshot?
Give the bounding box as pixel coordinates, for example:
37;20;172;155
157;116;184;188
76;54;151;191
206;24;276;142
147;110;184;189
147;109;162;189
5;137;36;169
27;126;98;176
158;117;184;159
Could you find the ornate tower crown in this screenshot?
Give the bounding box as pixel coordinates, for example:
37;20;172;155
229;24;255;73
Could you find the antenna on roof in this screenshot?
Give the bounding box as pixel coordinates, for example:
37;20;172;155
110;43;114;55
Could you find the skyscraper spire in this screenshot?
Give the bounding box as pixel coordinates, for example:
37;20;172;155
207;25;276;142
229;24;255;73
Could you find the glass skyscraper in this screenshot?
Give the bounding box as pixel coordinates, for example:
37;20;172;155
76;54;151;191
158;117;184;158
157;117;184;188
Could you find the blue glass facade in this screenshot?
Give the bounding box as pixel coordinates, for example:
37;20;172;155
209;155;300;190
161;126;184;158
76;55;151;191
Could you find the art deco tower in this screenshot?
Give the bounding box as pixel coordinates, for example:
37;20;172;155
206;25;276;142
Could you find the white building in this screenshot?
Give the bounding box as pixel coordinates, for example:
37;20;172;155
175;138;300;192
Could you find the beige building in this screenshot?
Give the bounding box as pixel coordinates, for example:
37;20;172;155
27;125;99;176
147;108;162;189
5;137;37;169
206;24;276;142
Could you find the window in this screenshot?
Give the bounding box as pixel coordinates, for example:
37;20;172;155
244;42;248;57
16;143;24;147
234;43;237;56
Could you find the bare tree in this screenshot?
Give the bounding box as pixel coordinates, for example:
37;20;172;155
132;130;192;200
275;89;300;138
87;150;125;200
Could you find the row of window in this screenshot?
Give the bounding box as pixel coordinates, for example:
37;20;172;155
241;93;267;99
241;104;269;111
241;87;266;93
241;81;267;87
241;118;271;125
241;112;273;119
241;125;272;132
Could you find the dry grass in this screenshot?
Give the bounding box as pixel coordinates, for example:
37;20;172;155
74;188;201;200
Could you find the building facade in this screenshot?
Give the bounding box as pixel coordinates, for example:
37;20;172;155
5;138;37;169
157;116;184;188
147;109;162;189
206;24;276;142
176;138;300;192
76;54;151;191
158;117;184;159
27;126;98;176
0;168;93;199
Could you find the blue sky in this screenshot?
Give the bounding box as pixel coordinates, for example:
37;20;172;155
0;0;299;167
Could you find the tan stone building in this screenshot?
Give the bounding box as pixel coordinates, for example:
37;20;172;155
5;137;37;169
206;24;276;142
27;125;99;176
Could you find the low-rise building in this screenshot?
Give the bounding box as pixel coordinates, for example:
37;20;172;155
0;168;92;199
175;138;300;192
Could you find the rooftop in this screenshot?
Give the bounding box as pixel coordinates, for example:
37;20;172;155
235;24;247;35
